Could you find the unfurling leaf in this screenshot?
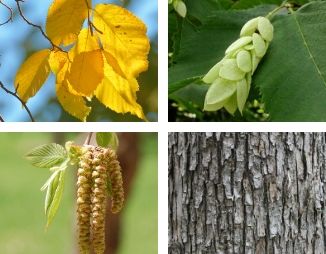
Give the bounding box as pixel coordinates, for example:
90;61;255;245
96;133;119;150
25;143;67;168
94;4;150;78
46;170;65;229
44;170;60;215
15;49;51;102
46;0;90;46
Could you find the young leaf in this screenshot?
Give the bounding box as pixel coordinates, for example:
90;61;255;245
96;133;119;150
93;4;150;78
25;143;67;168
46;0;90;46
67;49;104;96
46;170;65;229
44;170;60;215
15;49;51;102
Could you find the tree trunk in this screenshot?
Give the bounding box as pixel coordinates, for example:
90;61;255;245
168;133;326;254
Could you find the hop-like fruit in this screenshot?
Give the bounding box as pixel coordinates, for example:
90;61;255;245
203;16;274;114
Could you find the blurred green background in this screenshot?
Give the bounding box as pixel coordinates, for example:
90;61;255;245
0;132;157;253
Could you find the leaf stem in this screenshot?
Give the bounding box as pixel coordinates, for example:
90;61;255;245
15;0;66;52
84;133;93;145
266;1;289;20
0;81;35;122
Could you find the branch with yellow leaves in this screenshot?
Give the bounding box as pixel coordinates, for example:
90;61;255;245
0;0;13;26
0;81;35;122
15;0;66;52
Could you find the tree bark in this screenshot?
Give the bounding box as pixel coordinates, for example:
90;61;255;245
168;133;326;254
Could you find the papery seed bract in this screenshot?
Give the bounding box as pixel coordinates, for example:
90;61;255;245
173;0;187;18
236;78;248;114
240;17;259;37
236;50;252;73
252;33;266;57
223;92;237;115
258;17;274;42
202;60;223;84
205;78;237;105
219;59;246;81
246;74;252;95
225;36;252;55
251;51;261;74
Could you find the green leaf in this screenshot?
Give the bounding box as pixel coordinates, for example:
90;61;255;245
96;132;119;150
25;143;67;168
46;170;65;229
232;0;283;10
44;170;60;214
168;5;276;93
254;1;326;121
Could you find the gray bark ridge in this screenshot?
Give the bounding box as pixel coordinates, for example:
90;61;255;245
168;133;326;254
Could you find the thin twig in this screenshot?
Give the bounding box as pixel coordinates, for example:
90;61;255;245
0;0;13;26
0;115;4;122
84;132;93;145
15;0;65;52
84;0;103;35
0;81;35;122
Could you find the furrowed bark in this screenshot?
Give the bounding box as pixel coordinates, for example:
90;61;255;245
168;133;326;254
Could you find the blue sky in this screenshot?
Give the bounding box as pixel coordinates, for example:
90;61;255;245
0;0;157;121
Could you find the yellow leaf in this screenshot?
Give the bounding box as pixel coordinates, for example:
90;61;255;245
49;50;68;74
95;78;145;120
93;4;150;78
68;28;100;60
56;82;91;121
95;52;145;120
46;0;90;46
15;49;51;102
67;49;104;96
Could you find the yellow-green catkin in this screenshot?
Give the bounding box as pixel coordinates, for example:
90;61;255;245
104;149;124;214
77;146;93;254
91;147;108;254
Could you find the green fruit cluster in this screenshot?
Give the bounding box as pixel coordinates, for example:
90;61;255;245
203;16;274;114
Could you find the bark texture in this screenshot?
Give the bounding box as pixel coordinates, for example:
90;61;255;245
168;133;326;254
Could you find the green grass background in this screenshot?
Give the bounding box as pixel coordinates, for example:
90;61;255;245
0;133;157;254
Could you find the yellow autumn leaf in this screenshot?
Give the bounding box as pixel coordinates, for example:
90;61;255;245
95;52;145;120
46;0;90;46
15;49;51;102
93;4;150;78
56;82;91;121
68;28;100;61
67;49;104;97
49;50;68;74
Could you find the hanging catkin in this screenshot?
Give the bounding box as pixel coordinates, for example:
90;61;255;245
77;146;93;253
104;148;124;214
91;147;108;254
76;146;124;254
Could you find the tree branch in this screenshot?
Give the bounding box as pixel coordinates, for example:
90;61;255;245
0;81;35;122
15;0;66;52
84;132;93;145
0;0;13;26
84;0;103;35
0;115;4;122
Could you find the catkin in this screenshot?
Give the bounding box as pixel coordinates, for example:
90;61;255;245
91;148;108;254
104;148;124;214
77;146;93;254
76;146;124;254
